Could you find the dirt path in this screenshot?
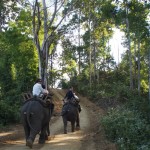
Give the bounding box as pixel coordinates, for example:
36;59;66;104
0;89;116;150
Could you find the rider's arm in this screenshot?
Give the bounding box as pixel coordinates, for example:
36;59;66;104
39;84;48;94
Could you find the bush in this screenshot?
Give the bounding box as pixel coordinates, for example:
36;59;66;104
0;100;20;126
124;94;150;120
101;108;150;150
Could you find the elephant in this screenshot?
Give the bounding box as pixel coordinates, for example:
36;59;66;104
21;96;54;148
61;101;80;134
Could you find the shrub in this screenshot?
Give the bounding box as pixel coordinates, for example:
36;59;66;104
101;108;150;150
0;100;20;126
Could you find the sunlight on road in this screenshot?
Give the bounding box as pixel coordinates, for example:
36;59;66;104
39;131;84;150
0;131;84;150
47;132;83;145
0;132;12;137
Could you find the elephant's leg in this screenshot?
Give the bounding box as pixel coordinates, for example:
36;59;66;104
63;117;67;134
26;125;41;149
26;137;33;149
26;130;37;149
47;124;50;136
76;112;80;130
78;104;82;113
39;126;48;144
23;125;30;144
47;109;51;136
71;121;75;132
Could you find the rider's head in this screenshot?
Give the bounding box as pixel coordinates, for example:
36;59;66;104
69;86;73;91
36;78;42;84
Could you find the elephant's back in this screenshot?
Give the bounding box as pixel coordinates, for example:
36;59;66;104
63;103;78;119
28;100;44;114
21;100;30;114
21;100;44;115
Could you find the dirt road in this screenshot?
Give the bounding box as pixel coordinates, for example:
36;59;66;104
0;89;116;150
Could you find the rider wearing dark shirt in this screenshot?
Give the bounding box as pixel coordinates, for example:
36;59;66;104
64;86;75;100
63;86;81;113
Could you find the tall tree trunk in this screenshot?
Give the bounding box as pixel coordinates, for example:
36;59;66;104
32;0;42;77
117;42;119;64
50;52;53;88
128;26;133;90
0;12;2;32
0;22;2;32
137;37;141;95
93;38;96;82
93;16;96;84
126;1;133;90
78;9;81;75
42;0;48;88
134;38;137;89
89;20;92;89
148;41;150;103
89;4;92;89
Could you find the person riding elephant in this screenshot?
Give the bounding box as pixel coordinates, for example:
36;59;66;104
63;86;75;103
32;78;48;98
62;86;81;116
32;78;54;137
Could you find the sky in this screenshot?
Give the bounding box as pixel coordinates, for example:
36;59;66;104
109;28;126;64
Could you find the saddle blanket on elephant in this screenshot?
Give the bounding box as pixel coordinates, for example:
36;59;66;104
23;97;52;108
61;101;81;116
61;103;72;116
63;97;79;104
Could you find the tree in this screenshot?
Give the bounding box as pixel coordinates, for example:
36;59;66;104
27;0;76;88
0;0;20;32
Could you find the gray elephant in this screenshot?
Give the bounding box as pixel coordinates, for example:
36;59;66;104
61;101;80;134
21;97;54;148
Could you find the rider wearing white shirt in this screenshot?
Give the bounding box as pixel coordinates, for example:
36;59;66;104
32;78;48;97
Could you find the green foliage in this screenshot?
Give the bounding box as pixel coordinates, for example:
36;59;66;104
101;108;150;150
101;1;116;19
60;79;69;89
0;100;20;125
0;25;38;126
125;93;150;119
69;62;150;149
0;0;20;31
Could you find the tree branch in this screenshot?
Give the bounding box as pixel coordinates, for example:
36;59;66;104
49;0;58;27
32;0;41;56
